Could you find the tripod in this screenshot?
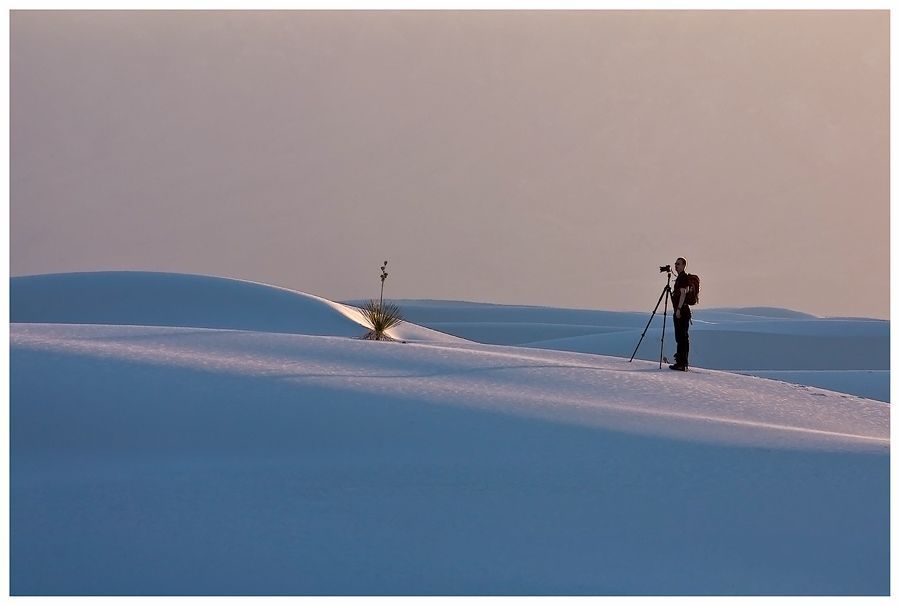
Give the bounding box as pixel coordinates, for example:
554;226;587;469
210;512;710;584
629;270;673;369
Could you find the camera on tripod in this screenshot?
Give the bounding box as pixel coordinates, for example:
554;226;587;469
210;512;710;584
659;264;671;273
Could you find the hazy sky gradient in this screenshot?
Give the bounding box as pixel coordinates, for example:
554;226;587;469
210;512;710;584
10;10;889;318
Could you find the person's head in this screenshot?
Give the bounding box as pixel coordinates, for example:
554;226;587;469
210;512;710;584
675;257;687;274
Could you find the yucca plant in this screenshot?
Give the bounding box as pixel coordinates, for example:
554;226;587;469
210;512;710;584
360;260;404;341
360;299;404;341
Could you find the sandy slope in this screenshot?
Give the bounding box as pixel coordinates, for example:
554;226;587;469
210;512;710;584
386;299;890;401
11;324;890;595
11;323;888;452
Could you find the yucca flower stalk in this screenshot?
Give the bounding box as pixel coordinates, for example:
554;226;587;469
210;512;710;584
361;260;403;341
379;261;388;308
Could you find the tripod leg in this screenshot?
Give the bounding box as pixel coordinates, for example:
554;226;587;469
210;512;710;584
659;287;670;368
629;286;669;362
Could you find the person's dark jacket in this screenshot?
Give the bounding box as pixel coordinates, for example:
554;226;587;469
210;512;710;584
672;272;693;316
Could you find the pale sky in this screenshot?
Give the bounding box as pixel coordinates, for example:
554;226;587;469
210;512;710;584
10;10;889;319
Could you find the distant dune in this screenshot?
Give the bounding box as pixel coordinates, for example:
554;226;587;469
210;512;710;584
10;272;464;344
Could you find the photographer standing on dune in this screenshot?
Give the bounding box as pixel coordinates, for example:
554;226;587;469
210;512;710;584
670;257;692;371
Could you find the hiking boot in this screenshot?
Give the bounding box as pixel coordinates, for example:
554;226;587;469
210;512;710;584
669;364;687;371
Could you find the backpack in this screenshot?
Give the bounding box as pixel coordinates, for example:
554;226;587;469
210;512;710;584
684;273;700;306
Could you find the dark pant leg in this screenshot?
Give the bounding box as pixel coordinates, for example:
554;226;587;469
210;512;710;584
673;312;690;366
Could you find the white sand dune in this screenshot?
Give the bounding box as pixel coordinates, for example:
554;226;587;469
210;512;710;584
9;272;890;595
10;271;466;344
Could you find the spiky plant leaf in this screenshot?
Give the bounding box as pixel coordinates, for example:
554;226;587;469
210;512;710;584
360;299;404;341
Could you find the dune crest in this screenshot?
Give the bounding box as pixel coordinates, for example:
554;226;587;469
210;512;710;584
10;271;464;343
